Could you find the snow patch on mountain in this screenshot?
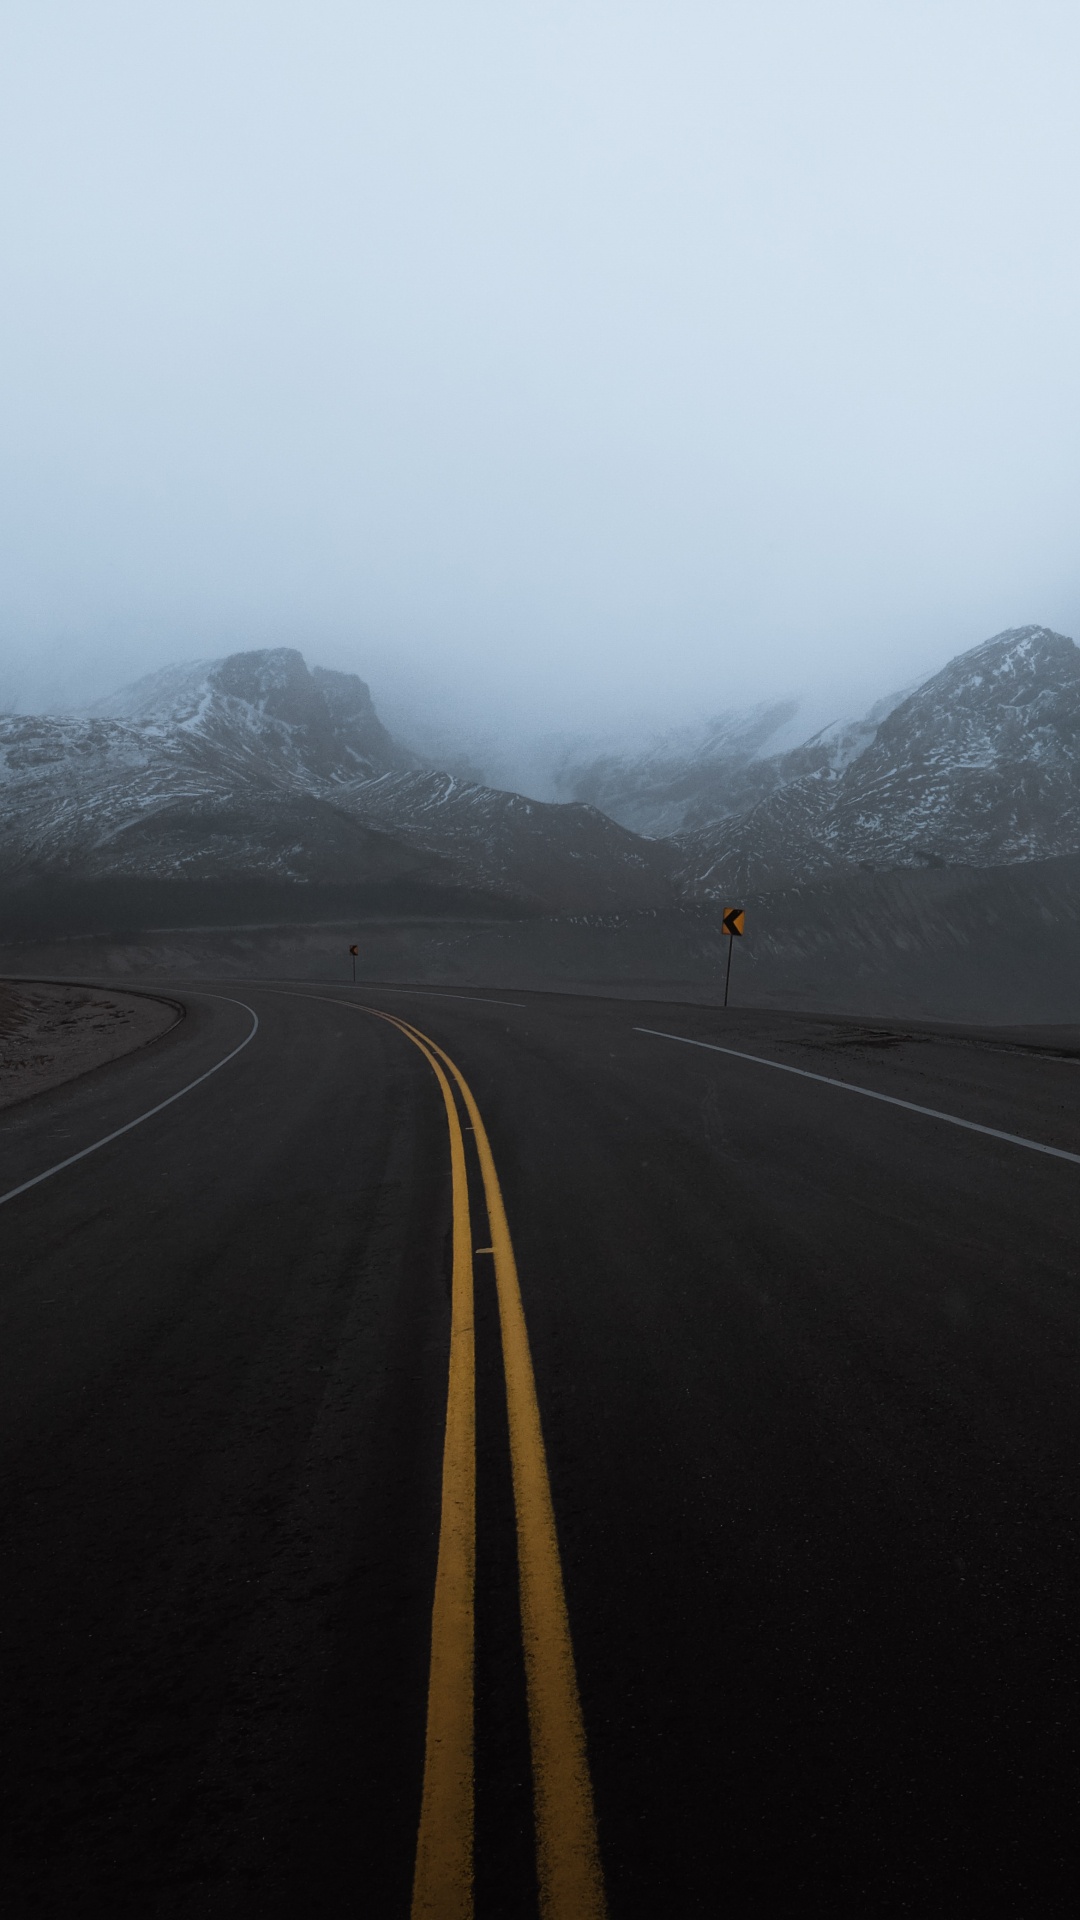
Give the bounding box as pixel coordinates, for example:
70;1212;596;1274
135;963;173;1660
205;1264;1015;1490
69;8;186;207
677;627;1080;895
0;648;677;912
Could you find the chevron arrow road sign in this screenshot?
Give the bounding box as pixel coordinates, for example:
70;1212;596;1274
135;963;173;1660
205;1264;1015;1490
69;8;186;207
721;907;744;1005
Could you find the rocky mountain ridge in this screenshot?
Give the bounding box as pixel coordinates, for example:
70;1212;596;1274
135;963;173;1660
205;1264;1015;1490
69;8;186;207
557;689;920;838
677;627;1080;895
88;647;407;787
3;627;1078;935
0;648;676;917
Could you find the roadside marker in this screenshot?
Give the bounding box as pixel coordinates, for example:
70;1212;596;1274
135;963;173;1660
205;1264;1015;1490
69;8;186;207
349;943;359;985
721;906;744;1007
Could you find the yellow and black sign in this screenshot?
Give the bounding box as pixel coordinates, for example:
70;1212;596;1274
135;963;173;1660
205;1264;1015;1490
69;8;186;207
349;943;359;956
722;906;745;937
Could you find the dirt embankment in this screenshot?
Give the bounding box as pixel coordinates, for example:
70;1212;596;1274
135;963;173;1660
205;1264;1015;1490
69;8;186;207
0;982;180;1109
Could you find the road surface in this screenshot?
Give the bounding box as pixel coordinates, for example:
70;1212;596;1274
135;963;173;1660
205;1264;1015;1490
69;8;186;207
1;982;1077;1915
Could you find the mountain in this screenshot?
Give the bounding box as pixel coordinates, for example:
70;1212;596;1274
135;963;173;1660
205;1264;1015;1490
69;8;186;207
4;627;1076;940
0;651;411;886
554;700;801;835
88;648;407;786
553;687;919;838
0;648;676;920
338;769;674;912
678;627;1080;895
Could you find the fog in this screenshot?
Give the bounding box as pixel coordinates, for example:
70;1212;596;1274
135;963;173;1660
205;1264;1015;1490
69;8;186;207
2;1;1079;754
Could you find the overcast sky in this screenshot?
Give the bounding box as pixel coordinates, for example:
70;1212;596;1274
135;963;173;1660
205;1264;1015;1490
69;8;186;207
1;0;1078;742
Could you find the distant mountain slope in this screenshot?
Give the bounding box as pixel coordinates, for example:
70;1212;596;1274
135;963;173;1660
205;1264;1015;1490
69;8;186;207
555;700;800;836
1;650;413;885
5;628;1076;932
555;688;918;838
678;627;1080;895
89;647;407;786
0;647;676;917
338;770;675;912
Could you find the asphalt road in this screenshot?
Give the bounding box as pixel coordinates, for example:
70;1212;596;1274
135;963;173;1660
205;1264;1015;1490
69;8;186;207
1;981;1078;1916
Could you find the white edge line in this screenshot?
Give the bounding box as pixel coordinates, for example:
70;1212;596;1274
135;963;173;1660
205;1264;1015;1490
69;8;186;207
0;996;260;1209
634;1026;1080;1168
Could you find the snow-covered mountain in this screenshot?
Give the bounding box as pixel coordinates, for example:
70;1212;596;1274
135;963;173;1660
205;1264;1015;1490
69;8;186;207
0;648;676;915
88;648;407;786
555;686;923;838
3;627;1077;931
678;627;1080;895
0;651;410;884
554;700;801;836
338;769;673;912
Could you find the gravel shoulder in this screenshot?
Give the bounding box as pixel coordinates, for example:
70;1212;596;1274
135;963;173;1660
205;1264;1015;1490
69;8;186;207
0;980;180;1109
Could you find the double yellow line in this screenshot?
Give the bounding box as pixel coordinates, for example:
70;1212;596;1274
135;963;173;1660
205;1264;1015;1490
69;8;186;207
358;1008;606;1920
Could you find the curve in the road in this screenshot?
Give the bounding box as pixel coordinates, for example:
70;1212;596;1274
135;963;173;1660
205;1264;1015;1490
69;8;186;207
3;982;1077;1913
0;994;261;1209
363;1011;477;1920
345;1000;608;1920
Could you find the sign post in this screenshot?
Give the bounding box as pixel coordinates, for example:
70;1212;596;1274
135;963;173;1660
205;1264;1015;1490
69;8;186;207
349;942;359;985
721;906;744;1007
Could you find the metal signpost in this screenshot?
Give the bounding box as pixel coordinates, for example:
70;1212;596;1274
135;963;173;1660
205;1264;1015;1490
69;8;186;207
349;943;359;985
721;906;744;1007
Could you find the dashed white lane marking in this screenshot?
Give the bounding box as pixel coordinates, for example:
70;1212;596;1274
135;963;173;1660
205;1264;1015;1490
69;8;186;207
634;1026;1080;1168
0;998;260;1209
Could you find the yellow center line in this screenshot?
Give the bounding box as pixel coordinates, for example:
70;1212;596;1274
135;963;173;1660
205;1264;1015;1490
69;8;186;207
386;1013;607;1920
361;1012;476;1920
229;988;607;1909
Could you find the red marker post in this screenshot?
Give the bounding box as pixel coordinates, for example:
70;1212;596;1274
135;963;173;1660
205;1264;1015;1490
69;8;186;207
721;907;744;1007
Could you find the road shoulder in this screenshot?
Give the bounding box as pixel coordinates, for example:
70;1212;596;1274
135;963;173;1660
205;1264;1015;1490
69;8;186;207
0;979;181;1109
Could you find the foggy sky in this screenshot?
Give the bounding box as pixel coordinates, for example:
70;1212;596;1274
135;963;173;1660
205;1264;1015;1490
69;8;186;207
2;1;1079;742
